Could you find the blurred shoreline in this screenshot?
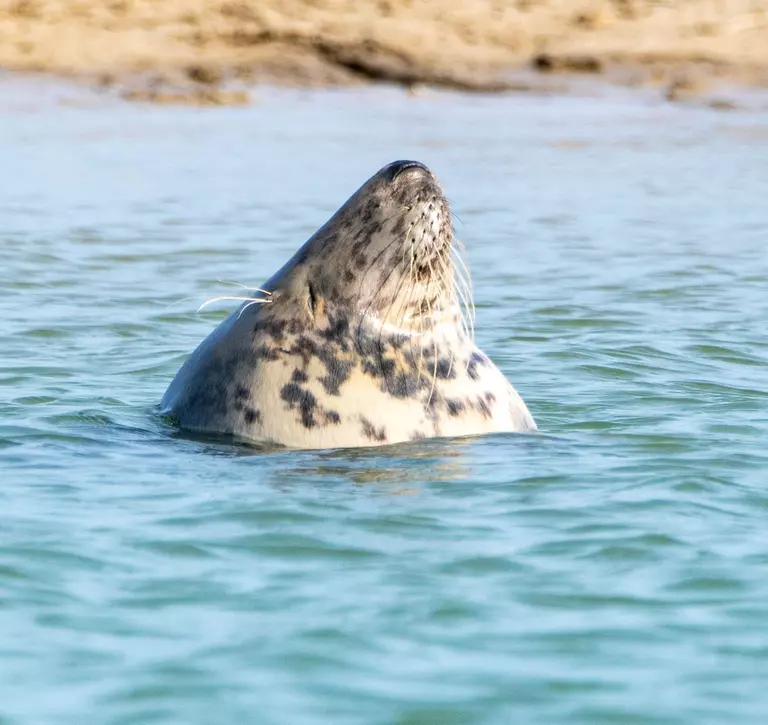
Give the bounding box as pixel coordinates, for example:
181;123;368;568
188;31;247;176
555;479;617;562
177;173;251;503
2;1;767;106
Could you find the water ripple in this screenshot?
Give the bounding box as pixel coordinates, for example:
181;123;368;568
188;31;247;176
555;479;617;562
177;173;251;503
1;82;768;725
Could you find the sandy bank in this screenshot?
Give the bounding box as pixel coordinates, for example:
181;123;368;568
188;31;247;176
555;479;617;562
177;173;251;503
2;1;767;104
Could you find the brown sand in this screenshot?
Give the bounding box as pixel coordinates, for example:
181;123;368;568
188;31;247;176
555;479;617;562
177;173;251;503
2;1;768;103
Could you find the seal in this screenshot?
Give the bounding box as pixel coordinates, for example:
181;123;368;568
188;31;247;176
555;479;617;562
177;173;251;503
159;160;536;449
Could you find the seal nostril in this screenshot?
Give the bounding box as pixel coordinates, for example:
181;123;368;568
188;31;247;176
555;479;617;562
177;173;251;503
384;160;430;182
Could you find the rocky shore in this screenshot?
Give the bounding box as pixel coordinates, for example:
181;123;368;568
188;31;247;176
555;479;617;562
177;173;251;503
2;0;767;105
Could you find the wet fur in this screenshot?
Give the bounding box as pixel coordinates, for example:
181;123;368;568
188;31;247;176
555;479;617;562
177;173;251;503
160;161;536;449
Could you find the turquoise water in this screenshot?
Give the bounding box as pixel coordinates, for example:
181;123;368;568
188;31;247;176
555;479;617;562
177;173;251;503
2;78;768;724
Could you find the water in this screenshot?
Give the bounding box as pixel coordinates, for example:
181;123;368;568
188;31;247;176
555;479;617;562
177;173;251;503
1;77;768;724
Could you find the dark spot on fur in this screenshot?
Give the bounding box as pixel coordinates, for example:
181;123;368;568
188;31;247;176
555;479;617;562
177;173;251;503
182;357;230;421
379;357;396;378
360;416;387;443
318;354;353;395
291;369;308;383
325;410;341;425
235;385;249;401
446;398;465;417
355;332;386;359
391;214;408;237
280;383;317;428
389;334;407;350
299;398;316;429
289;336;319;366
281;383;303;405
321;314;350;346
286;319;305;335
254;318;286;342
436;357;456;380
244;407;260;424
403;349;425;373
344;269;354;283
351;230;374;256
425;389;442;412
254;345;280;362
361;199;382;227
389;371;418;398
354;253;367;269
467;351;488;381
476;396;492;419
330;286;349;305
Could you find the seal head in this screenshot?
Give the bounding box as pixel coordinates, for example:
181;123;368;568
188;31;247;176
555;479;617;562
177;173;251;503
160;160;536;449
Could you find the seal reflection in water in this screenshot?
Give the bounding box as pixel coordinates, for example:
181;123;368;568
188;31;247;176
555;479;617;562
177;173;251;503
160;160;536;449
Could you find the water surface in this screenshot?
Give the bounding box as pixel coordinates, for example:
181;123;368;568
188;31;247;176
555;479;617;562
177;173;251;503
1;78;768;724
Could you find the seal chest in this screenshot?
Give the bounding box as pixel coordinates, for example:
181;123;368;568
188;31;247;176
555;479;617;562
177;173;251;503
160;160;536;449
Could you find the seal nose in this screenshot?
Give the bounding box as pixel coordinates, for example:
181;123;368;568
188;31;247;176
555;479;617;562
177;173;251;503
383;160;430;182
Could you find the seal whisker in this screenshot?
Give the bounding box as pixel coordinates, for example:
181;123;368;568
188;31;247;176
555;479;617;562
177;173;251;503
164;295;207;310
196;295;272;314
451;244;475;342
431;255;456;379
454;268;472;317
356;234;402;328
352;206;414;313
423;253;442;404
449;208;465;228
356;230;402;309
431;250;458;311
394;220;416;328
414;229;429;386
356;203;417;271
215;278;273;296
428;243;474;375
378;265;413;397
450;261;473;339
353;232;409;397
376;243;426;397
404;233;426;389
357;213;415;330
391;238;418;333
452;242;474;301
432;249;471;350
455;274;474;332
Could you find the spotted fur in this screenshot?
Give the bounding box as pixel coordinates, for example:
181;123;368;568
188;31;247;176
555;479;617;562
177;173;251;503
159;160;536;449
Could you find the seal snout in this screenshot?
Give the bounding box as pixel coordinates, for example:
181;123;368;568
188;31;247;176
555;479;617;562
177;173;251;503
382;159;431;182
